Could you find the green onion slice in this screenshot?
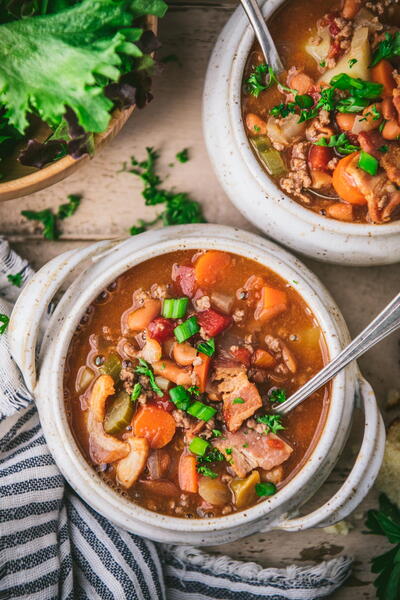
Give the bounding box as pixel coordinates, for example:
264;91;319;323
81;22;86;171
131;383;142;402
187;401;217;422
174;316;199;343
358;151;379;176
162;297;189;319
189;437;210;456
197;337;215;357
169;385;191;410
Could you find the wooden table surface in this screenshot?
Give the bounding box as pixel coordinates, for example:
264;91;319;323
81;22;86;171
1;2;399;598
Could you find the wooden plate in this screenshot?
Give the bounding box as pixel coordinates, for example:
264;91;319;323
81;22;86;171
0;15;157;202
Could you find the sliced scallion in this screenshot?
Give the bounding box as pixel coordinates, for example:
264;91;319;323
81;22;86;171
189;436;210;456
162;297;189;319
174;316;199;343
187;401;217;422
197;337;215;357
169;385;191;410
358;151;379;176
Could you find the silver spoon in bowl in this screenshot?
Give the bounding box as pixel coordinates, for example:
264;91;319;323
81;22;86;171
274;292;400;415
240;0;284;77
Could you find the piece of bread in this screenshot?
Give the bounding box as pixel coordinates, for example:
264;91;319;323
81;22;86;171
376;418;400;508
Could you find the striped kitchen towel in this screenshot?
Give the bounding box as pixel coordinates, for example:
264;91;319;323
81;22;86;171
0;238;352;599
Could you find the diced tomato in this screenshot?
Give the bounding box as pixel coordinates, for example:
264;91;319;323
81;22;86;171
153;395;175;413
197;309;232;337
231;346;252;367
172;264;196;297
148;317;175;343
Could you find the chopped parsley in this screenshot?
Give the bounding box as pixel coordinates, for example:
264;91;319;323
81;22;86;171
242;443;249;448
315;132;360;155
188;385;201;397
7;272;23;287
246;63;269;97
253;125;261;132
21;194;82;240
232;397;245;404
131;383;142;402
256;414;285;434
212;429;222;438
197;337;215;357
269;388;287;404
197;447;225;478
126;147;205;234
197;465;218;479
135;358;163;397
348;58;358;69
371;32;400;68
379;145;389;154
225;447;233;455
255;482;277;497
176;148;189;163
319;60;326;68
0;314;9;334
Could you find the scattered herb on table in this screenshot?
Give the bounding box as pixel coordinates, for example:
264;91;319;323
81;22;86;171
0;314;9;334
176;148;189;163
21;194;82;240
7;272;23;287
365;493;400;600
256;414;285;434
125;147;205;234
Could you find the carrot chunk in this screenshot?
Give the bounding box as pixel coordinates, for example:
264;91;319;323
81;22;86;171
194;352;212;393
252;348;275;368
178;453;199;493
332;153;367;205
133;405;176;449
371;59;396;97
254;286;288;322
194;251;231;287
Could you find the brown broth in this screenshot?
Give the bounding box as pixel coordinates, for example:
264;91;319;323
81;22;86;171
64;250;329;518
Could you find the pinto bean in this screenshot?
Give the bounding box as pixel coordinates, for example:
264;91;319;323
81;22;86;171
245;113;267;135
336;113;356;132
326;202;354;222
308;145;333;172
173;342;197;366
382;119;400;141
127;299;161;331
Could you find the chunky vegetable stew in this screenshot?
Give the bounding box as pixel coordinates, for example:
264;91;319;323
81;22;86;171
242;0;400;224
65;250;329;518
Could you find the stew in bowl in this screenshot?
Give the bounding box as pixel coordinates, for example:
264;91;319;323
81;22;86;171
242;0;400;224
65;249;329;519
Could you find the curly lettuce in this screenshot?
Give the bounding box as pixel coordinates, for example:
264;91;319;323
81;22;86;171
0;0;167;135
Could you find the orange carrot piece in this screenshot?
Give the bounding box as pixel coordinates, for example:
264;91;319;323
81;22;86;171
371;59;396;97
178;453;198;493
133;405;176;449
332;153;367;205
254;286;288;322
252;349;275;368
194;251;231;287
194;352;212;393
326;202;354;222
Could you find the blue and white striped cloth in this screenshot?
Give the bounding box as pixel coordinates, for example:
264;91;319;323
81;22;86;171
0;238;352;599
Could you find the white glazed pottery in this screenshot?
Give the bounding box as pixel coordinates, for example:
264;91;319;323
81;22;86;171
203;1;400;266
9;224;385;544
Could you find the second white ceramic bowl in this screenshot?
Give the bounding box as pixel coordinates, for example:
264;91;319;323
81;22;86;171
203;0;400;265
9;225;385;544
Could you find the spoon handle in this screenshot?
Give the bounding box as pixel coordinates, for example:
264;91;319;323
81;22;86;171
275;292;400;415
240;0;284;73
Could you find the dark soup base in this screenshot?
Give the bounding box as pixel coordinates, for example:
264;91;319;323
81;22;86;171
64;250;329;519
242;0;400;224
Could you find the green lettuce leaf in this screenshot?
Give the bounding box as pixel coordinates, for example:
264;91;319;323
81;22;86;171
0;0;167;134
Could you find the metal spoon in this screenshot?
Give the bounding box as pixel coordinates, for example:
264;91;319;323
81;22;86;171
240;0;284;76
274;292;400;415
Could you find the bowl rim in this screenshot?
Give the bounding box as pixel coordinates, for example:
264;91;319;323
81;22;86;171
229;0;400;236
39;225;354;533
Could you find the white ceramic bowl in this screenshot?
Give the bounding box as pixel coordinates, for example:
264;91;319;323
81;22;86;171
203;1;400;266
9;225;385;544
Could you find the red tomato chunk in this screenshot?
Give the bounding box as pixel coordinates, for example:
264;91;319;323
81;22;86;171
197;309;232;337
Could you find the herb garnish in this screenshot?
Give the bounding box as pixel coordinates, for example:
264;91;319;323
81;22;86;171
348;58;358;69
371;32;400;68
176;148;189;163
7;272;23;287
315;133;360;155
246;63;269;97
365;493;400;600
255;482;277;497
232;397;245;404
126;147;205;234
0;314;9;334
269;388;287;404
135;358;163;397
212;429;222;438
256;414;285;434
131;383;142;402
379;145;389;154
197;447;225;478
21;194;82;240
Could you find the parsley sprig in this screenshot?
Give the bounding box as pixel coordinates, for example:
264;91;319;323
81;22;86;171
371;32;400;68
7;272;23;287
315;133;360;156
135;358;163;397
256;414;285;434
197;447;225;478
125;147;205;235
0;314;9;334
365;494;400;600
21;194;81;240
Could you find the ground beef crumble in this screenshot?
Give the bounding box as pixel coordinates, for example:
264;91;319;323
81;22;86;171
280;141;312;203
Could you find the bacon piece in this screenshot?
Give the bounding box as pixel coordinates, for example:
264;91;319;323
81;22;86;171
213;366;262;432
172;265;196;297
358;130;386;160
214;429;293;478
